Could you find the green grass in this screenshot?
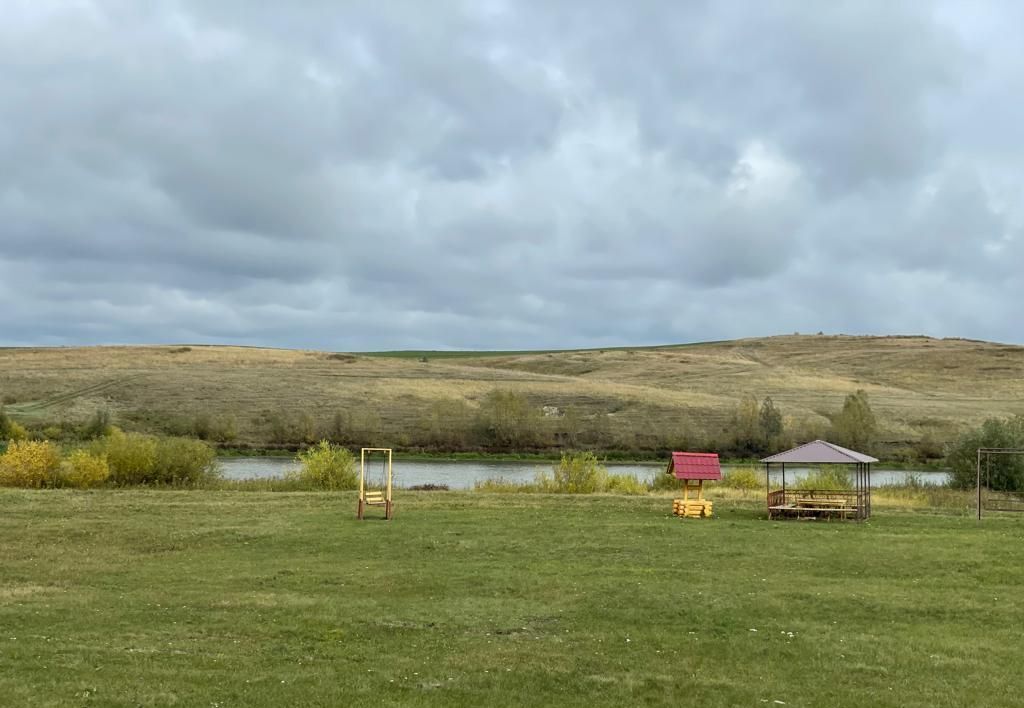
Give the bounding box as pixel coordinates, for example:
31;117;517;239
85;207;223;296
2;490;1023;706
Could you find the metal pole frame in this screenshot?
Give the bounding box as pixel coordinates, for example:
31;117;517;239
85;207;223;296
976;447;1024;520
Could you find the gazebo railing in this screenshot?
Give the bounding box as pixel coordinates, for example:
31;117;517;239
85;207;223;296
767;488;864;519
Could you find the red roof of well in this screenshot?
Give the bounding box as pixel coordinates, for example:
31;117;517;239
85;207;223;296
666;452;722;480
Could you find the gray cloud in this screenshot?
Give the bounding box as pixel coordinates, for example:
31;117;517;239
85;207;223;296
1;1;1022;350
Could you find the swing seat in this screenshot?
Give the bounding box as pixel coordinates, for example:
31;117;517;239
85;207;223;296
364;491;386;506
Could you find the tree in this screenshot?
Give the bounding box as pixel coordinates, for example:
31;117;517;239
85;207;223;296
419;399;473;449
83;408;113;439
296;412;317;444
479;389;543;449
558;406;583;448
730;395;763;457
947;416;1024;491
327;411;350;444
830;390;877;452
759;397;784;447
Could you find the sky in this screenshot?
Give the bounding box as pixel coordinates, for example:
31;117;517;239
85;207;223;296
2;1;1022;350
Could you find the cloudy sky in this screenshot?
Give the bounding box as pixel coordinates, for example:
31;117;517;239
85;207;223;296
2;1;1022;350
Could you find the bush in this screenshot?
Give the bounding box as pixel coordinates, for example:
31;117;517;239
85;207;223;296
153;436;218;485
82;408;113;439
61;450;111;488
720;466;762;490
7;420;28;441
479;390;546;449
195;414;238;443
95;432;217;486
473;476;538;493
650;469;682;492
535;452;646;494
0;408;28;442
0;440;62;488
604;473;648;495
291;440;357;490
95;431;157;485
540;452;609;493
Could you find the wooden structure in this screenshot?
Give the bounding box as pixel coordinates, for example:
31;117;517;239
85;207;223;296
762;440;876;520
357;447;394;520
667;452;721;518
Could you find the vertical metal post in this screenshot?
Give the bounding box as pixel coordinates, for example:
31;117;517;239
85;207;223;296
358;448;366;520
854;464;859;520
976;448;982;520
857;464;862;520
867;464;872;519
861;464;866;520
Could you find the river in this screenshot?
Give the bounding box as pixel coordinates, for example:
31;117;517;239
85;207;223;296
218;457;950;489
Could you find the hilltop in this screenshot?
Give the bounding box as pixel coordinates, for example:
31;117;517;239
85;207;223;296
1;335;1022;457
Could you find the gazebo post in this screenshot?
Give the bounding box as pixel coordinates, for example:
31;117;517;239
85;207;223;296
861;463;866;520
859;463;864;520
854;463;859;520
866;463;871;518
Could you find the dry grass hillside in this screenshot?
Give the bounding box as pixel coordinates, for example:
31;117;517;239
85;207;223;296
1;335;1022;453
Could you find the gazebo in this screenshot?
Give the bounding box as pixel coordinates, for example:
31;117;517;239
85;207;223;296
761;440;878;520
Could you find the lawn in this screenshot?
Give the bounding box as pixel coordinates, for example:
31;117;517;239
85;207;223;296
2;491;1023;707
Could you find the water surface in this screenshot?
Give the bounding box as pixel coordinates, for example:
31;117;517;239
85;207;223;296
218;457;949;489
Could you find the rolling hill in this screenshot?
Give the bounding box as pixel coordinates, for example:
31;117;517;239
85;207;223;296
1;335;1022;455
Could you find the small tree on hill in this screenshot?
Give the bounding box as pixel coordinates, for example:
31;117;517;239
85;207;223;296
759;396;784;449
479;389;543;449
730;395;763;457
82;408;113;439
830;390;877;452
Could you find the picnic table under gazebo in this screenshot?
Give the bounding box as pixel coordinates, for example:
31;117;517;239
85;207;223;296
761;440;878;520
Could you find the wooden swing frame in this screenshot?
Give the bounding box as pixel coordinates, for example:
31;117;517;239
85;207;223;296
357;447;394;520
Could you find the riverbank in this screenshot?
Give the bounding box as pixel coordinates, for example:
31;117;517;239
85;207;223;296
1;489;1020;706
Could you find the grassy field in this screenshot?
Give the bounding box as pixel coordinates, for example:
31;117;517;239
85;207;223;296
1;335;1023;451
2;490;1024;706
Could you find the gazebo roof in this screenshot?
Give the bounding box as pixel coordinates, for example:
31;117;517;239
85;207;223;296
666;452;722;480
760;440;878;464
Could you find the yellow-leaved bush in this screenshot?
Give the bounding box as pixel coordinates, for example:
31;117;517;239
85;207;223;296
6;420;28;441
61;450;110;488
0;440;62;488
291;440;357;490
90;430;217;486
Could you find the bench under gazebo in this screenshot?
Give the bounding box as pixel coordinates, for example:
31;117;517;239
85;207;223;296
761;440;878;520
